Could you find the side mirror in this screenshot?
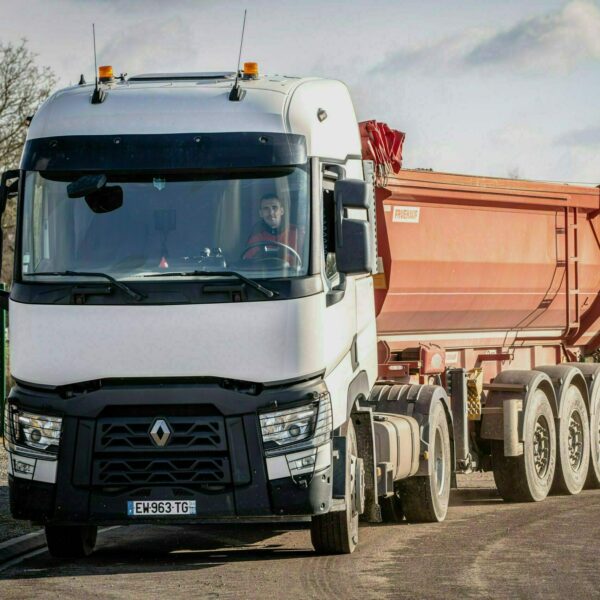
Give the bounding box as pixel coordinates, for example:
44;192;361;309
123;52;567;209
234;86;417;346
334;179;375;275
0;169;20;214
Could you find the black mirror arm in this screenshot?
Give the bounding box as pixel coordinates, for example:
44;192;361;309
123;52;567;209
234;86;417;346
326;274;346;307
0;169;20;214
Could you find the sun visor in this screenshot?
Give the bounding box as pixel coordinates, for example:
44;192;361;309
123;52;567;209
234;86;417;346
22;132;307;172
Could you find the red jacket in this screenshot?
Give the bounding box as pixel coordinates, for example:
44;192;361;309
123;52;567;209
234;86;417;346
245;222;302;264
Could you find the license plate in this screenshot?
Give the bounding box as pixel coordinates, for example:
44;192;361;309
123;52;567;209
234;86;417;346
127;500;196;516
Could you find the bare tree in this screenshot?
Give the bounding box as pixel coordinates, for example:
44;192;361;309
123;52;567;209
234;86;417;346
0;39;57;285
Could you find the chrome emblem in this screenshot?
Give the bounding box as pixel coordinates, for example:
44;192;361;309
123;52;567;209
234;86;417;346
149;418;173;447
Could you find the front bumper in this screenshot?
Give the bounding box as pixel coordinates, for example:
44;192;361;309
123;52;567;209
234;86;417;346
7;378;333;525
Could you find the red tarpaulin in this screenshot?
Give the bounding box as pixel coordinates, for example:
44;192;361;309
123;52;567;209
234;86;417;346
359;120;405;187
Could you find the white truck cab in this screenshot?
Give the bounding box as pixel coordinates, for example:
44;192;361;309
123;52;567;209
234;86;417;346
1;65;396;556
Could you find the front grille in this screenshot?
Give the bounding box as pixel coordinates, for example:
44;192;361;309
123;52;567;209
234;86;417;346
91;413;231;488
92;456;230;485
95;416;226;453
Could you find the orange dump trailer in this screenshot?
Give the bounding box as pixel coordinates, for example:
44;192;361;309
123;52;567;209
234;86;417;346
363;121;600;504
375;170;600;382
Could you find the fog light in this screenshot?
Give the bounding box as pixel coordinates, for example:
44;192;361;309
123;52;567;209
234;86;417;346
287;449;317;475
13;460;34;475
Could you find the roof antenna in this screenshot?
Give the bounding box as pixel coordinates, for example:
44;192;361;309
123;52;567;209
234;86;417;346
91;23;106;104
229;9;247;102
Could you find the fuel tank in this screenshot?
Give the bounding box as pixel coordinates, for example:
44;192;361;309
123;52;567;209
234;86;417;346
374;169;600;353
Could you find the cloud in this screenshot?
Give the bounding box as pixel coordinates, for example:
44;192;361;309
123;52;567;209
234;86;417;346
557;126;600;146
98;17;197;75
465;0;600;71
372;0;600;75
369;29;488;75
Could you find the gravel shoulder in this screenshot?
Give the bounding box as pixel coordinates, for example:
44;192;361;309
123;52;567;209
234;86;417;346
0;441;40;543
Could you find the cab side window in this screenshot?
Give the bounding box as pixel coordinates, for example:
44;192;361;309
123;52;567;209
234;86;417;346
322;173;338;281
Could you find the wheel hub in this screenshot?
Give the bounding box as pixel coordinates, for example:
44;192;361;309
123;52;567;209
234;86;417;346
533;416;551;478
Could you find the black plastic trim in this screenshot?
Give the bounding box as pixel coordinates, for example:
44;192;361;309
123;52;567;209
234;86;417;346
10;274;323;305
347;370;370;416
21;133;307;172
7;377;332;524
9;374;328;414
326;275;347;307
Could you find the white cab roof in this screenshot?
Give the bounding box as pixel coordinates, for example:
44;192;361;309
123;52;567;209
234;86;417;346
27;74;362;161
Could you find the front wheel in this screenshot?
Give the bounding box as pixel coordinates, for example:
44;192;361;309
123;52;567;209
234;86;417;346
311;420;361;554
398;401;451;523
45;525;97;559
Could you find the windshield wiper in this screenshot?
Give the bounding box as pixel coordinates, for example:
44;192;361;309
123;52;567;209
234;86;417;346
26;271;146;302
143;270;278;298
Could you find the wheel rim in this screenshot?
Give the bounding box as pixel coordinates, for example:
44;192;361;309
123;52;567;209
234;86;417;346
434;427;446;496
533;415;551;478
567;410;584;472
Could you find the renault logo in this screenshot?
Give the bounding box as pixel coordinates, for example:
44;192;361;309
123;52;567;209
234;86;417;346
149;418;173;447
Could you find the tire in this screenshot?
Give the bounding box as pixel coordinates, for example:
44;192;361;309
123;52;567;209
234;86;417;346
586;407;600;489
380;487;404;523
492;388;556;502
552;385;590;495
398;401;451;523
311;420;360;554
45;525;97;559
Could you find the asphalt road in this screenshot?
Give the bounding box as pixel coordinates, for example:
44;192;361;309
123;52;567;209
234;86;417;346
2;474;600;599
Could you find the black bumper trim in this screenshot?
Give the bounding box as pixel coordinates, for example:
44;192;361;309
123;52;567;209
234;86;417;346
8;379;333;524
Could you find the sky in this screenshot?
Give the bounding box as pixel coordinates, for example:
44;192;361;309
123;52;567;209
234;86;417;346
0;0;598;184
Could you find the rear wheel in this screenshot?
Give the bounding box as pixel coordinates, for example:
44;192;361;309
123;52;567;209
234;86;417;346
492;388;556;502
586;407;600;489
399;401;451;523
552;385;590;495
311;420;361;554
45;525;97;559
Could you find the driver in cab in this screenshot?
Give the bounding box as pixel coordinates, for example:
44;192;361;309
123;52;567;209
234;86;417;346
245;193;301;265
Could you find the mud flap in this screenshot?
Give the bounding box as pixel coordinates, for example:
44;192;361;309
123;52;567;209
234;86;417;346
352;408;381;523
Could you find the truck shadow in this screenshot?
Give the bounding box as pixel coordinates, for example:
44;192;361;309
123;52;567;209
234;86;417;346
0;488;507;580
450;487;503;506
0;523;318;580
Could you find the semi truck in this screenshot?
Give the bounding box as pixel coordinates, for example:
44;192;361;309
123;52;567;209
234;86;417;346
2;63;600;557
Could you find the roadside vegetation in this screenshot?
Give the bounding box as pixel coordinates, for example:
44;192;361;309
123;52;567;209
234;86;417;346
0;39;55;541
0;39;56;285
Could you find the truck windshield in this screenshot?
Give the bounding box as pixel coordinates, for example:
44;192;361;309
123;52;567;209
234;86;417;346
20;167;310;281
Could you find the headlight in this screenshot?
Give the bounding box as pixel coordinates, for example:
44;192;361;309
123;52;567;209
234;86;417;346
3;403;62;458
260;393;332;456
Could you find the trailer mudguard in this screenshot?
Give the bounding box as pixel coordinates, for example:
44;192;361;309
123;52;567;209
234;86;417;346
565;362;600;418
480;370;558;442
369;384;454;476
536;365;589;415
